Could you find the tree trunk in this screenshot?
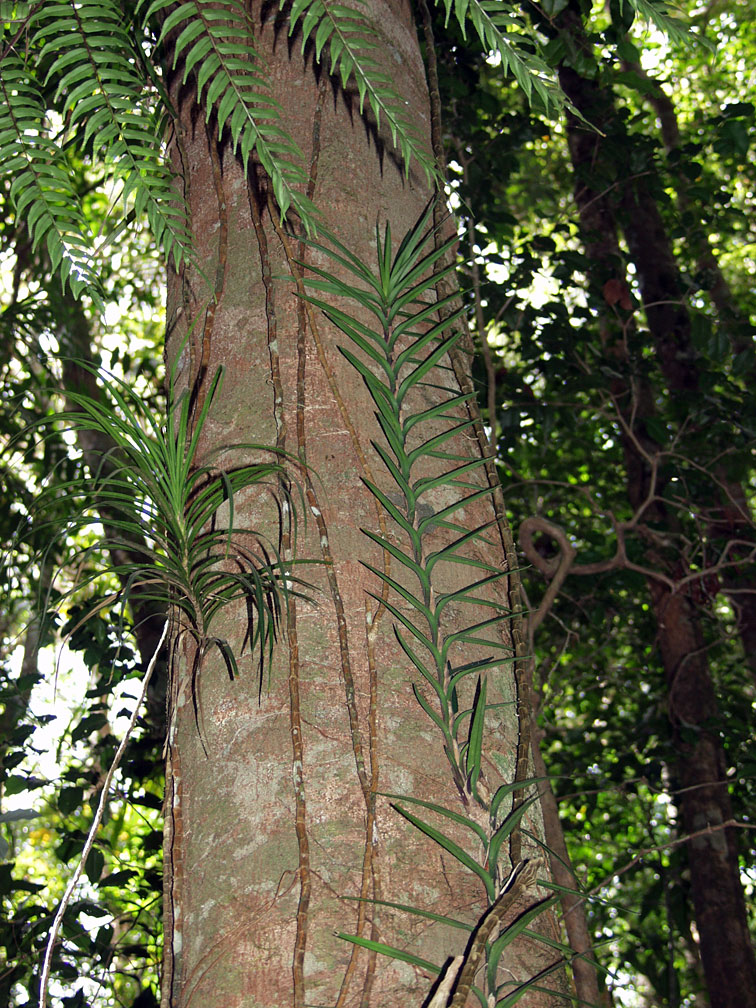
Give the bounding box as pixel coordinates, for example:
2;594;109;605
553;9;756;1004
159;3;565;1007
614;126;756;688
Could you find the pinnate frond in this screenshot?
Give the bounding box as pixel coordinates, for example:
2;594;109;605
623;0;700;46
302;208;516;806
437;0;564;116
285;0;436;180
28;0;193;270
0;2;31;23
141;0;316;228
0;52;101;302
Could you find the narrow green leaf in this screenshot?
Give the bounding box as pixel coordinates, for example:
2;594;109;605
343;894;473;930
490;900;562;1005
336;933;441;974
488;795;541;872
391;803;494;898
396;628;448;707
489;776;549;821
383;793;488;846
412;682;453;745
466;675;487;793
361;559;434;626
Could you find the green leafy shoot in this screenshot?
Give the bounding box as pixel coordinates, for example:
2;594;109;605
305;209;559;1001
619;0;706;48
30;0;194;271
489;905;562;1006
0;53;100;303
300;205;515;804
26;358;306;699
436;0;566;118
342;894;473;931
392;800;496;901
335;932;442;975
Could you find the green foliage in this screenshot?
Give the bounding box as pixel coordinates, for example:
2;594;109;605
1;0;749;1005
0;598;165;1005
1;763;165;1007
0;0;577;302
0;53;100;302
31;358;297;690
32;1;193;270
619;0;699;46
302;211;575;1003
0;0;700;303
437;0;564;116
143;0;318;226
436;0;756;1001
303;208;516;807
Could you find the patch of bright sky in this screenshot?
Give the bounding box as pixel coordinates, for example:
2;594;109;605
7;638;150;811
448;173;562;318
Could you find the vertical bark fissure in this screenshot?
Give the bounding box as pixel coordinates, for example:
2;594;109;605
249;186;284;450
286;599;310;1008
250;179;312;1007
305;78;379;1004
265;210;373;801
266;232;389;999
291;288;371;1008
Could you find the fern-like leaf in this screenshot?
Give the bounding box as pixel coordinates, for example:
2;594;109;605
141;0;316;228
620;0;701;47
0;53;100;302
28;0;193;270
285;0;436;180
301;209;517;806
437;0;564;116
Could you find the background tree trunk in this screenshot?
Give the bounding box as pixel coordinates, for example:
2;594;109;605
555;9;756;1002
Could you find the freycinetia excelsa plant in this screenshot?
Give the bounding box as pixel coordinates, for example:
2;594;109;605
18;215;599;1008
0;0;693;309
24;348;308;1007
29;350;305;707
300;208;579;1005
